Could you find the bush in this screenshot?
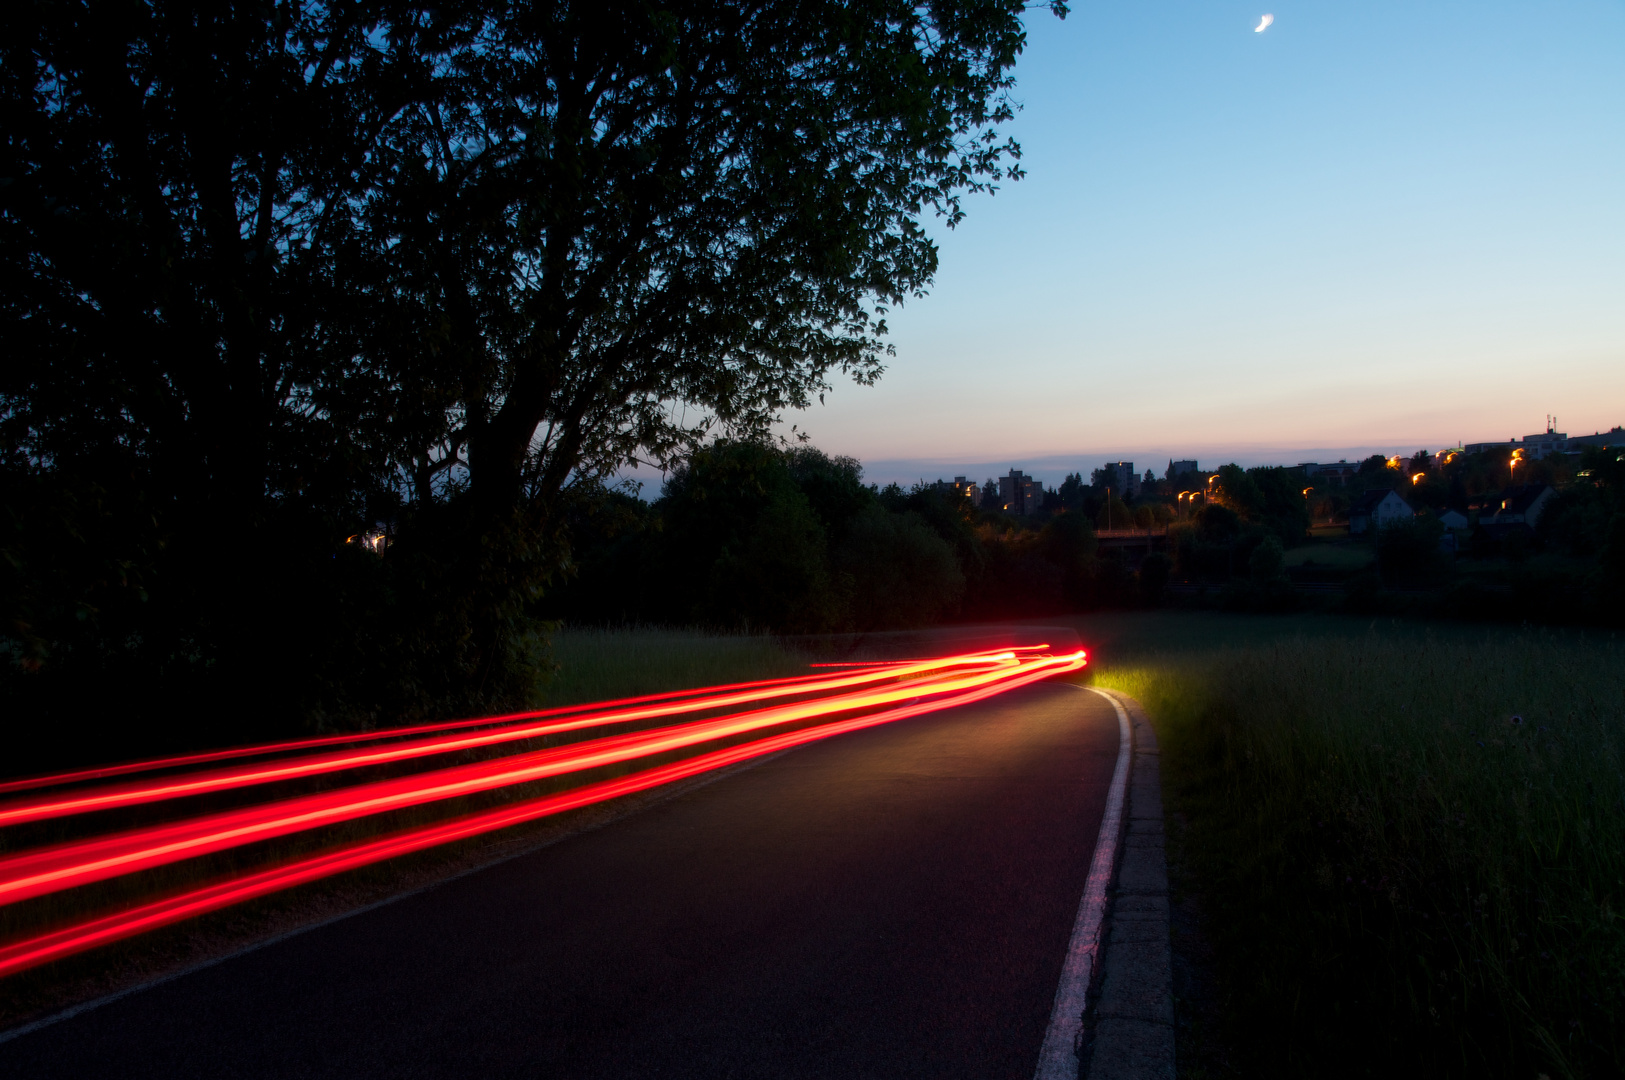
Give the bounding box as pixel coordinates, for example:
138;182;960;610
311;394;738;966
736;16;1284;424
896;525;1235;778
1377;516;1449;585
1138;551;1171;604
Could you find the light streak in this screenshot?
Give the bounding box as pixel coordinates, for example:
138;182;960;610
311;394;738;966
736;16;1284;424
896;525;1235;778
0;647;1085;978
0;652;1077;905
0;651;1023;822
0;664;906;797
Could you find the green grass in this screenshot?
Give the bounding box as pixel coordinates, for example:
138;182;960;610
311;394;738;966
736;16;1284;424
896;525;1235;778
540;625;812;705
1282;536;1375;571
1072;612;1625;1078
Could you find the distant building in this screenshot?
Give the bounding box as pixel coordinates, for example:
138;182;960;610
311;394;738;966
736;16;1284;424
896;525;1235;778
1093;461;1141;497
1568;426;1624;450
1166;459;1198;479
933;476;980;505
1300;460;1359;486
1464;417;1575;460
1463;438;1520;456
1349;489;1414;536
1489;484;1556;530
997;469;1043;515
1520;421;1567;460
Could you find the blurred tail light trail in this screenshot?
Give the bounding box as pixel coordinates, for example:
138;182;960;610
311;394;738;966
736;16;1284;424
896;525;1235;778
0;646;1084;979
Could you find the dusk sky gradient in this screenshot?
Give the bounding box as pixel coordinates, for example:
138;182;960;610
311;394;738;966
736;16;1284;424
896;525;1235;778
739;0;1625;490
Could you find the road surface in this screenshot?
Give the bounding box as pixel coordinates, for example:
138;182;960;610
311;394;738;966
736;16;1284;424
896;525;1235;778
0;681;1119;1079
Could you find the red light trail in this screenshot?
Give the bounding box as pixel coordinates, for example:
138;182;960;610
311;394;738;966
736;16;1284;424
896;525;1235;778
0;650;1029;829
0;646;1084;979
0;660;970;799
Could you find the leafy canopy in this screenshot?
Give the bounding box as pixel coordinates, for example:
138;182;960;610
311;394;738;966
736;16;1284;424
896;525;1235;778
1;0;1055;741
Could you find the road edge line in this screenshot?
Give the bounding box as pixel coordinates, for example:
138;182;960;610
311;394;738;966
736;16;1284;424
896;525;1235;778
1032;685;1132;1080
1081;688;1175;1079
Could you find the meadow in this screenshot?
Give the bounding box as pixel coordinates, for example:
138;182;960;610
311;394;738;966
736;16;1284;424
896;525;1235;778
1077;612;1625;1079
540;625;811;705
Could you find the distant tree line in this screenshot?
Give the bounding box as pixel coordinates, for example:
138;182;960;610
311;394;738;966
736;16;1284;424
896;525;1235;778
542;441;1145;632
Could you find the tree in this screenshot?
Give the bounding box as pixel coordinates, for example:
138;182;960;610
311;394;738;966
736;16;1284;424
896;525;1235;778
2;0;1057;745
981;477;1000;512
655;441;836;631
834;506;964;630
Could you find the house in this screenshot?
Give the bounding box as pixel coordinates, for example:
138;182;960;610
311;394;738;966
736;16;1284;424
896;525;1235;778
1166;459;1199;479
1489;484;1556;530
997;469;1043;515
1349;489;1414;535
1437;509;1469;532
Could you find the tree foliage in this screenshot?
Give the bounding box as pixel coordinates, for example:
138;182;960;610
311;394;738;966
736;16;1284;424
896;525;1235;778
1;0;1052;758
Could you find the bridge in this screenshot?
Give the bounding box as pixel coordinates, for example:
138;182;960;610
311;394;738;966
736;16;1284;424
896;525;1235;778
1094;527;1169;564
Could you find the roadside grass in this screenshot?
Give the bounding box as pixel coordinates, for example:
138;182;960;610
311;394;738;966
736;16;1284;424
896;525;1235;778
1283;533;1374;572
541;625;811;705
1078;612;1625;1078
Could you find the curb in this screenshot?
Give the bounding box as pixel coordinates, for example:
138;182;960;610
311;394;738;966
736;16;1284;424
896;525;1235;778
1083;689;1175;1080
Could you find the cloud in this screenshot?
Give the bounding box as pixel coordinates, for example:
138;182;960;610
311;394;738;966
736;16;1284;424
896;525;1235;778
1254;13;1274;32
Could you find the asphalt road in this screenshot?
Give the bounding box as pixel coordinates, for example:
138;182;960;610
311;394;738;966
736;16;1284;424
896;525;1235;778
0;681;1119;1079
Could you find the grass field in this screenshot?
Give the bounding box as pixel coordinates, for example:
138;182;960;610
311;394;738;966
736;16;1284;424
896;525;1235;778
1071;611;1625;1079
541;625;811;705
1282;535;1375;572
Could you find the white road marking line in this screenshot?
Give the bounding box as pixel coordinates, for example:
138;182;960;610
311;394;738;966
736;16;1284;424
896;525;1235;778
1033;686;1132;1080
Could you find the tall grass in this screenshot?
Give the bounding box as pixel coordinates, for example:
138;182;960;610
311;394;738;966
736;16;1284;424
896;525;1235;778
1094;628;1625;1078
541;625;811;705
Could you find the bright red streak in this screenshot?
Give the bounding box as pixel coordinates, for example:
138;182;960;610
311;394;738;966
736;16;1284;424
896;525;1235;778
0;652;1079;905
0;661;917;797
0;651;1029;825
0;649;1084;979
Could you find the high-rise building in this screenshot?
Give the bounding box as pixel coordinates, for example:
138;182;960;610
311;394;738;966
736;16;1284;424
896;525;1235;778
997;469;1043;515
1093;461;1140;497
933;476;981;505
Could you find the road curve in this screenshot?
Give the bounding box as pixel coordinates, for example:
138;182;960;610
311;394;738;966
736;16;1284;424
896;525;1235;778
0;681;1119;1079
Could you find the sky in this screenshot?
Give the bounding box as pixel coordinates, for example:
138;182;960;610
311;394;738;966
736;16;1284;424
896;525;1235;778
750;0;1625;490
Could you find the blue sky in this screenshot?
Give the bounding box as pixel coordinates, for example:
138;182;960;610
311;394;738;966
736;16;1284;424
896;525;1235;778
755;0;1625;489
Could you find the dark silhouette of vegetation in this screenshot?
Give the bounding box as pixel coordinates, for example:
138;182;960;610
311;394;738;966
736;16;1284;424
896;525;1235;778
544;441;1133;632
1;0;1063;771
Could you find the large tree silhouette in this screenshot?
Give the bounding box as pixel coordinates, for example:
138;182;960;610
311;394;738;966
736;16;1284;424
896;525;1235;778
1;0;1057;750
